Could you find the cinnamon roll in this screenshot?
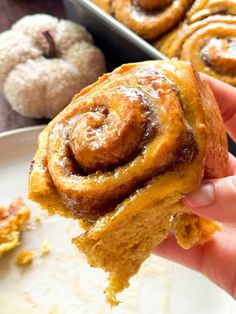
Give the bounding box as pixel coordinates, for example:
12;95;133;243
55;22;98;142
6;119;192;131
29;60;228;304
187;0;236;23
157;16;236;86
92;0;194;41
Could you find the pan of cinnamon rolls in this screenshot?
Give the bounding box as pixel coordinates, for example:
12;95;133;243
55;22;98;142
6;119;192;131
64;0;236;86
63;0;166;64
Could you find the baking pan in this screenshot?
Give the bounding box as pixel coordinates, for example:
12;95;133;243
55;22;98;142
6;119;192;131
63;0;166;69
63;0;236;156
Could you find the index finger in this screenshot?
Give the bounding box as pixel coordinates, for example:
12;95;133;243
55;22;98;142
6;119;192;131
200;74;236;143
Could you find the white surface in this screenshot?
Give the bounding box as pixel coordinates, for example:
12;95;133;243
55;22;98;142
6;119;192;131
0;126;235;314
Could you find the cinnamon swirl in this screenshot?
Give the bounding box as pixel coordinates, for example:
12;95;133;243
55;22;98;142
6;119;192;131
157;16;236;86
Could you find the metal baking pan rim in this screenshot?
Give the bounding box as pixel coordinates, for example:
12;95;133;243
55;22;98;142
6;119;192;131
73;0;167;60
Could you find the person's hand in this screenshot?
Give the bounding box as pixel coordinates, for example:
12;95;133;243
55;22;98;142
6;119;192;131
154;74;236;299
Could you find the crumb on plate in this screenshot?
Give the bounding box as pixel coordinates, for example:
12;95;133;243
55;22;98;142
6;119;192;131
40;239;51;256
0;198;31;257
34;213;43;223
16;250;35;265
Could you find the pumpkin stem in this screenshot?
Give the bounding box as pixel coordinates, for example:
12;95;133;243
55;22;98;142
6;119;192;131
41;30;57;59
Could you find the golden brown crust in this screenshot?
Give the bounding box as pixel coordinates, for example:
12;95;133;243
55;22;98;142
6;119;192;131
29;60;228;304
157;16;236;86
194;71;228;178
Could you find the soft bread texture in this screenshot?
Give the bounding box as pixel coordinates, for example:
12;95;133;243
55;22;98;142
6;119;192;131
29;60;228;305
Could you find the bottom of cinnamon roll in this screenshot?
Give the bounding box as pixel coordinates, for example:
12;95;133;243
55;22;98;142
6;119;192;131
29;60;228;305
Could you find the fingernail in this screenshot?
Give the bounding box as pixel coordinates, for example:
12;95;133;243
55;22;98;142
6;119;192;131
184;183;215;208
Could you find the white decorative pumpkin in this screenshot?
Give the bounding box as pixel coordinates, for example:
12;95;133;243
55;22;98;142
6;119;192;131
0;14;106;118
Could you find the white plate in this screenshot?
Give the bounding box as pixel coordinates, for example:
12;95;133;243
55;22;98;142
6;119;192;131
0;126;235;314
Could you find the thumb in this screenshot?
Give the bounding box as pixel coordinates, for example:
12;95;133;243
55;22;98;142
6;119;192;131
183;176;236;223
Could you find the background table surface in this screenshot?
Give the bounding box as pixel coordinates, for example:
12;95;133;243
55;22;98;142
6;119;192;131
0;0;65;133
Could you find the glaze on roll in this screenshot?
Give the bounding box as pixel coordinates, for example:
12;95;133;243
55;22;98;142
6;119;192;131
29;60;228;305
